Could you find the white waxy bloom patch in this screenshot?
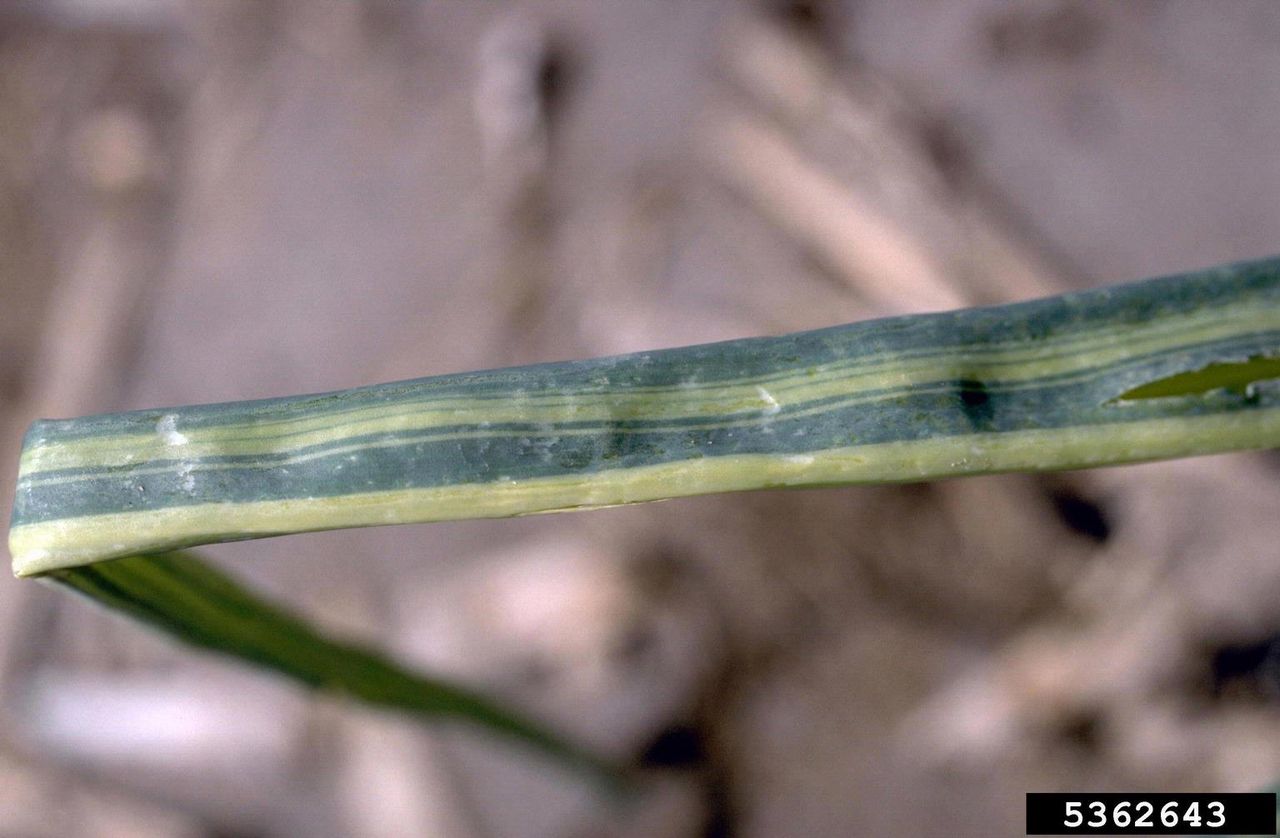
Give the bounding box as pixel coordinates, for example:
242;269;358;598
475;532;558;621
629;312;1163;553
756;386;781;416
156;414;189;446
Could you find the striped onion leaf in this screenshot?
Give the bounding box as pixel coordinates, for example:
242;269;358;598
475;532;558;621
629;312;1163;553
8;256;1280;774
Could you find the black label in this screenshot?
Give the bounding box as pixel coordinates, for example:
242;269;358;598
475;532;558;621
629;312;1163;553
1026;793;1276;835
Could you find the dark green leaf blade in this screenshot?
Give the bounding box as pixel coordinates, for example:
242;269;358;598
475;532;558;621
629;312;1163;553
48;550;627;787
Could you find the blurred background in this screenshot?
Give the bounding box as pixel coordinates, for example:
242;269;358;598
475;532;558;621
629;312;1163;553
1;1;1280;835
